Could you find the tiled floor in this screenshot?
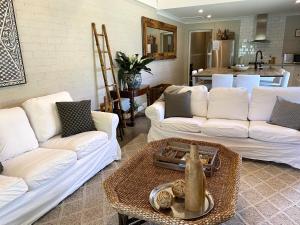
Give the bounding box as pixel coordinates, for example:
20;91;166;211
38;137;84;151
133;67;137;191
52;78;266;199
35;133;300;225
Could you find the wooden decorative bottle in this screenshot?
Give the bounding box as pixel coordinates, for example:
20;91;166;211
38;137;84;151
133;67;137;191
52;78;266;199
185;144;207;212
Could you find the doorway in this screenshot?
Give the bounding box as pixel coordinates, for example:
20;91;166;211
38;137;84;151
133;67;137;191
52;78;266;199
188;30;213;85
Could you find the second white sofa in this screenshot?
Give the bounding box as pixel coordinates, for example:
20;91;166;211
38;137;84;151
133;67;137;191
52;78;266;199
146;86;300;169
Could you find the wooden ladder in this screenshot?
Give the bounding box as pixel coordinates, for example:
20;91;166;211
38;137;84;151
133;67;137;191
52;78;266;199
91;23;125;139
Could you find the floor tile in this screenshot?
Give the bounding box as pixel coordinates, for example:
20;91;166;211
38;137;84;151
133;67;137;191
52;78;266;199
269;213;295;225
239;207;265;225
284;205;300;224
255;200;279;218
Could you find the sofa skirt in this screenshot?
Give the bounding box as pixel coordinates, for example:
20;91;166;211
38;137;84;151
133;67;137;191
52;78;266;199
148;124;300;169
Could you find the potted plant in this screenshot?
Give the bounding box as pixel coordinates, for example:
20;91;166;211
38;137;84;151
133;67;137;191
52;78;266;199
115;51;154;89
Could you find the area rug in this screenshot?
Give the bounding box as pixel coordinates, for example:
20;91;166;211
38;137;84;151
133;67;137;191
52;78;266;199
35;134;300;225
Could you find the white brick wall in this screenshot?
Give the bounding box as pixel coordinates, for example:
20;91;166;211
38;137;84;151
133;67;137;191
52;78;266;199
0;0;184;109
239;14;286;64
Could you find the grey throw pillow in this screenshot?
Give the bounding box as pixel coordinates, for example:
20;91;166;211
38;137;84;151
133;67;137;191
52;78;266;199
56;100;96;137
268;97;300;130
165;91;192;118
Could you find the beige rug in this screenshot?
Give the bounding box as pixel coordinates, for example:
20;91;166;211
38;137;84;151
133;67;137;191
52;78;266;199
35;134;300;225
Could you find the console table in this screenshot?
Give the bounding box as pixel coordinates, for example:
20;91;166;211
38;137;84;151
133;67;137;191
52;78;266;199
112;85;150;127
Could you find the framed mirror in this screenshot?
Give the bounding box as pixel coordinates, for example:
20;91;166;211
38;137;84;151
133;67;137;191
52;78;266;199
142;16;177;60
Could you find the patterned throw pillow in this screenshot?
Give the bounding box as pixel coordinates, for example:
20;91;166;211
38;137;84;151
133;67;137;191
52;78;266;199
164;91;192;118
56;100;96;137
268;96;300;130
0;162;3;174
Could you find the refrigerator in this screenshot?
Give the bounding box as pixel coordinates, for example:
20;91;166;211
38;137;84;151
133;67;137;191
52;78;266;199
212;40;235;68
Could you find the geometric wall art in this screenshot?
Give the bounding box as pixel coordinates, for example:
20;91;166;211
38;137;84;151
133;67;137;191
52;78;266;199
0;0;26;87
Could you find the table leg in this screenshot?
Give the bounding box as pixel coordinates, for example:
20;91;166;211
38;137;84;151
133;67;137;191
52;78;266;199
127;96;135;127
118;213;129;225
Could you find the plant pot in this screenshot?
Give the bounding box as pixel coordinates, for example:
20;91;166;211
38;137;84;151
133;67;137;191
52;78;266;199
124;73;142;89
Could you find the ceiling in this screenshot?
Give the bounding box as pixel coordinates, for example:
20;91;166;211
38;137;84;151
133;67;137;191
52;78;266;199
137;0;300;23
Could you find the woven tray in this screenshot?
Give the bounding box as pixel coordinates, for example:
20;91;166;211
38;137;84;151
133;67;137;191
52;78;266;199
104;138;241;225
153;141;220;177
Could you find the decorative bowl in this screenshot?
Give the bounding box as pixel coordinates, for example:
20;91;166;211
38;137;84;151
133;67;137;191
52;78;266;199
231;65;249;71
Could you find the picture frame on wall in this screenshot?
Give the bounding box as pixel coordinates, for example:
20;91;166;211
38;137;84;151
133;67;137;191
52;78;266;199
296;29;300;37
0;0;26;88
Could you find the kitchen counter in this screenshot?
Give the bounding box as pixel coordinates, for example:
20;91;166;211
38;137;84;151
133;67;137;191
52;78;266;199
194;67;284;77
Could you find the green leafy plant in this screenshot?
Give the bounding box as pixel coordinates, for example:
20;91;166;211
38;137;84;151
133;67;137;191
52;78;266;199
115;51;154;81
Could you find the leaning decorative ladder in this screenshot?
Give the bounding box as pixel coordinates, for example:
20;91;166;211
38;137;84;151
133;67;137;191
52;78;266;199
91;23;125;139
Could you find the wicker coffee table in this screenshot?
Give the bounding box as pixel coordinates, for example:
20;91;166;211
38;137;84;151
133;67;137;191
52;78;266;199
104;138;241;225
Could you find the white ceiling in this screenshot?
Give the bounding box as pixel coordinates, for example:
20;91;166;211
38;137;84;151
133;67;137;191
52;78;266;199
137;0;300;23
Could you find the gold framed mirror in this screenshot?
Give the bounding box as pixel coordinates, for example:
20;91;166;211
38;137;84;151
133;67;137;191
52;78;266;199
142;17;177;60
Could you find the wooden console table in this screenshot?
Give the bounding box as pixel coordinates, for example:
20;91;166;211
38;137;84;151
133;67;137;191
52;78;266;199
111;85;150;127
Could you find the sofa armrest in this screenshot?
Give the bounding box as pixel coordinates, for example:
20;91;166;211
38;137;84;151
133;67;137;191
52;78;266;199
91;111;119;139
145;101;165;123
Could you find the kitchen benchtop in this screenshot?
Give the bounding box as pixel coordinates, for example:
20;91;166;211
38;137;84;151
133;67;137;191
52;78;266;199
194;67;284;77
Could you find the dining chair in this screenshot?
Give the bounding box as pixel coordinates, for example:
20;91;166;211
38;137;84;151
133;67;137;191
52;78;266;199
236;75;260;93
260;71;290;87
280;71;290;87
212;74;234;88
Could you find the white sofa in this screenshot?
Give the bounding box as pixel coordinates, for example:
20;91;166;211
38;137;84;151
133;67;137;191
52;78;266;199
0;92;121;225
146;86;300;169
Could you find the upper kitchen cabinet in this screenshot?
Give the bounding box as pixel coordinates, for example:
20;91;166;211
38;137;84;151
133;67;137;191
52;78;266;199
142;17;177;60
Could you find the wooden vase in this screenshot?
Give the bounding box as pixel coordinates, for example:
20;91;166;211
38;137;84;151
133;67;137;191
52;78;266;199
185;145;207;212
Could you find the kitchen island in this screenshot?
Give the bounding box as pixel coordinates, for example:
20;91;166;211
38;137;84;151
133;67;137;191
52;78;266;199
193;66;284;77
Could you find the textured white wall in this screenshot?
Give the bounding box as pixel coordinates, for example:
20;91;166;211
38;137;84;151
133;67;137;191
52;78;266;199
239;14;286;64
0;0;184;109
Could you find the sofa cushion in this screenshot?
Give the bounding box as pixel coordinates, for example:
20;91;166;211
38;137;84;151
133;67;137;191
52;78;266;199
2;148;77;190
22;92;73;142
0;107;39;162
249;121;300;144
268;97;300;130
201;119;249;138
160;117;206;133
249;87;300;121
178;86;208;117
40;131;108;159
56;100;96;137
165;91;192;118
0;175;28;209
207;88;249;120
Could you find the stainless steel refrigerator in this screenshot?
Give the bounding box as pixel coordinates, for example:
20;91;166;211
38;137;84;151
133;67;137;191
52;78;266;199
211;40;235;68
190;33;235;70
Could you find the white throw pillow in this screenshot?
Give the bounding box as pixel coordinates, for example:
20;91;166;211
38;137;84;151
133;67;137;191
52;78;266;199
0;107;39;161
248;87;300;121
207;88;249;120
178;85;208;117
22;92;73;142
